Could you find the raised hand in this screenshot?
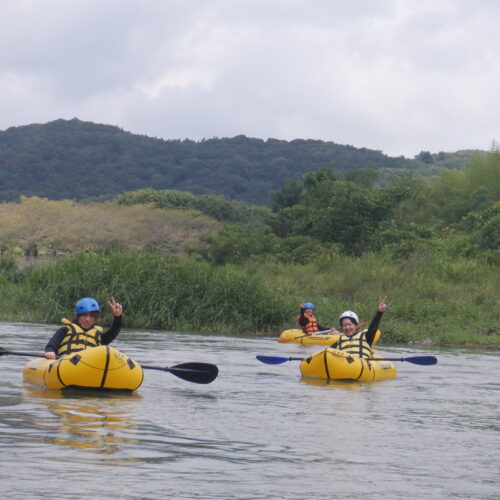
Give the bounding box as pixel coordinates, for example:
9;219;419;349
107;296;123;317
378;296;388;312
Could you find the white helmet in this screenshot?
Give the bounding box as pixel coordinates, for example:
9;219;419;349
339;310;359;325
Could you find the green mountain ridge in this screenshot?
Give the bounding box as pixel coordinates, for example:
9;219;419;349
0;118;485;204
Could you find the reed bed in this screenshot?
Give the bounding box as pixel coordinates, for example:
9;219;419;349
0;252;498;347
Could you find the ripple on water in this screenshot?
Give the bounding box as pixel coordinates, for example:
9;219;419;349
0;327;498;499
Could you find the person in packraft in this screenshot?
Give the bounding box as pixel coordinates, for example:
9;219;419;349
296;302;331;335
44;296;123;359
330;296;387;358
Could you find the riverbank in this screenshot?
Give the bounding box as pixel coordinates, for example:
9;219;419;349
0;252;498;348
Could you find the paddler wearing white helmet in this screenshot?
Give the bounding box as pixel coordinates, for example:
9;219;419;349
330;297;388;358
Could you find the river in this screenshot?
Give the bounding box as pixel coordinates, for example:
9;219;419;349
0;322;498;499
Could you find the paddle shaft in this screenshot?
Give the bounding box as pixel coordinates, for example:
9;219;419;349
257;354;437;366
281;330;332;342
371;356;437;365
297;329;330;338
0;349;46;358
286;322;367;341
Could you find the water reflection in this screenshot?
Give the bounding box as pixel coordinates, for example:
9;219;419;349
300;377;368;390
22;386;140;455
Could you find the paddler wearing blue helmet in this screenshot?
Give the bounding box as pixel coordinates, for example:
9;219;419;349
296;301;332;335
44;296;123;359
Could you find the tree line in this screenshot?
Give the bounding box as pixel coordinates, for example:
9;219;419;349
0;118;484;205
195;151;500;265
1;150;498;267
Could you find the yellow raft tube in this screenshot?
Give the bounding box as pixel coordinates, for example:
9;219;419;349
278;328;381;346
300;347;397;382
23;345;144;391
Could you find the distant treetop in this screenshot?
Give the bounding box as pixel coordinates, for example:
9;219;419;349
0;118;485;204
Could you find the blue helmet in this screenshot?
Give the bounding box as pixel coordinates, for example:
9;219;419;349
303;302;315;309
75;297;100;315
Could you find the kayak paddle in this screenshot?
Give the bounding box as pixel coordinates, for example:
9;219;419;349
256;355;304;364
280;322;367;342
279;330;331;342
0;348;46;358
256;354;438;366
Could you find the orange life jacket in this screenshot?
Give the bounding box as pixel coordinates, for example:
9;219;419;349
297;313;319;335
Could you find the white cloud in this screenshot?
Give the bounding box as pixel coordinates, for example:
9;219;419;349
0;0;499;156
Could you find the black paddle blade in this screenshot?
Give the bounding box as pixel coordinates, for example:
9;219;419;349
167;362;219;384
374;356;438;365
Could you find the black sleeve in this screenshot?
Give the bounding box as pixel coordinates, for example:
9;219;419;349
297;308;309;327
101;315;122;345
317;323;329;331
45;327;68;353
365;311;383;345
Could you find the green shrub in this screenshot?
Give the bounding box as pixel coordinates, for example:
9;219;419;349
14;253;289;333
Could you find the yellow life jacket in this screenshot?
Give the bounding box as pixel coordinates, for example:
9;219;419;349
297;313;319;335
336;330;373;359
56;318;103;356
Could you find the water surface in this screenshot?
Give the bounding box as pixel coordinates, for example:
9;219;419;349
0;322;498;499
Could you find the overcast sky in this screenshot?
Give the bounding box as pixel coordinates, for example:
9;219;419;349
1;0;499;157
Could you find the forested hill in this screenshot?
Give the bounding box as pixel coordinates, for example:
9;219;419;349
0;118;483;204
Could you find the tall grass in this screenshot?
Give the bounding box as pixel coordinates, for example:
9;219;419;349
0;254;288;334
0;252;498;347
243;250;499;347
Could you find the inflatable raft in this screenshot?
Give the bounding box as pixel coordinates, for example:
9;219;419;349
23;345;144;391
300;347;397;382
278;328;381;346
